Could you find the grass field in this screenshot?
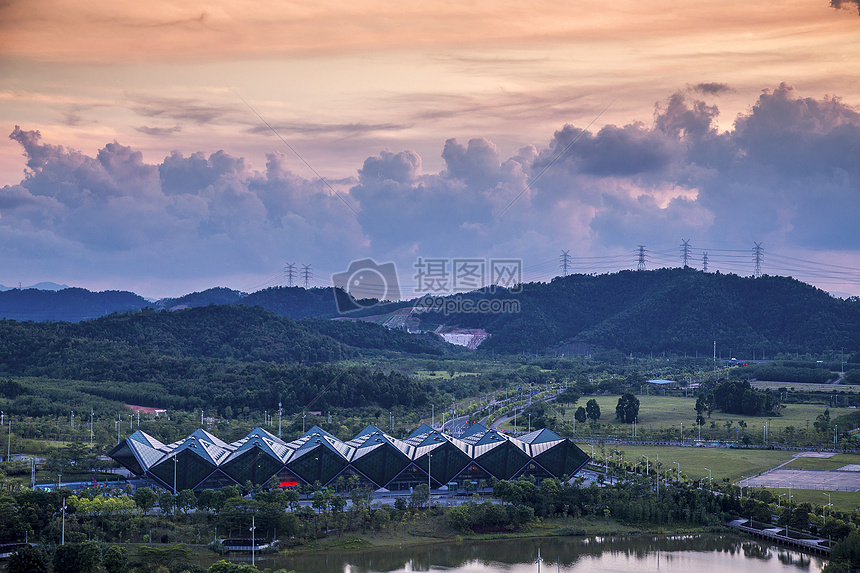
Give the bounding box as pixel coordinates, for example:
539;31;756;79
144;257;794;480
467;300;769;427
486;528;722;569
768;489;860;513
578;443;794;483
783;453;860;471
576;443;860;512
752;381;860;394
551;395;837;440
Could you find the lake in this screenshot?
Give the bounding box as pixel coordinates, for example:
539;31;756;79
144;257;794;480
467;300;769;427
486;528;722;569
229;533;827;573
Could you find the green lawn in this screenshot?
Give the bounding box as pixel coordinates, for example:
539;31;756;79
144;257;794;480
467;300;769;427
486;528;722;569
783;453;860;471
752;381;860;394
553;395;835;441
769;489;860;513
578;443;794;484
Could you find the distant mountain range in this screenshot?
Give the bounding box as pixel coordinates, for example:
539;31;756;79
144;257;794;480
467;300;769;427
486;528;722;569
0;282;69;292
1;269;858;355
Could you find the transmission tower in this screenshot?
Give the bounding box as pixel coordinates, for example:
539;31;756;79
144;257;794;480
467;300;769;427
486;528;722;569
680;239;691;268
637;245;647;271
284;263;296;287
702;252;709;273
753;242;763;278
559;250;571;276
301;264;313;288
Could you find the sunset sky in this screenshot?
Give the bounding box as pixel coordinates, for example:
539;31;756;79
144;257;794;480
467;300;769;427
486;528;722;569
1;0;859;299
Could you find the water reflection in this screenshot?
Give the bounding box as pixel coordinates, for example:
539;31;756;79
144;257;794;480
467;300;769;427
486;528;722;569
244;533;825;573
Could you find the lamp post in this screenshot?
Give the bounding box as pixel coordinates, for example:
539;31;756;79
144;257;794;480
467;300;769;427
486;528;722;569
823;492;831;524
673;462;680;483
428;453;432;505
778;493;786;507
61;497;66;545
250;515;256;567
173;455;178;517
704;467;712;489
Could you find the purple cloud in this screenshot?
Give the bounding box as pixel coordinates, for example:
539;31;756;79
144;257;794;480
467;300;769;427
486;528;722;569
2;83;859;296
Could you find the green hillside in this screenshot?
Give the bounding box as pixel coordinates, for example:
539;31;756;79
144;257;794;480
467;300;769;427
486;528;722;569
427;268;860;355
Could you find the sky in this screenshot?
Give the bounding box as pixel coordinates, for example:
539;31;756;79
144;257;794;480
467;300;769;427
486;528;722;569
1;0;860;300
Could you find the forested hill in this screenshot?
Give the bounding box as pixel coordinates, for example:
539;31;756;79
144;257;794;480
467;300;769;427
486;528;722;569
0;285;344;322
0;287;149;321
0;304;448;378
431;268;860;355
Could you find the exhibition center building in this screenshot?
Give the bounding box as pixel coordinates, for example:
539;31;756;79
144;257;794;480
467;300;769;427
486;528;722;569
109;423;590;492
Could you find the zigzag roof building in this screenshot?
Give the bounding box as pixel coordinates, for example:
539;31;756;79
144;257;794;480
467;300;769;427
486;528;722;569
109;424;589;491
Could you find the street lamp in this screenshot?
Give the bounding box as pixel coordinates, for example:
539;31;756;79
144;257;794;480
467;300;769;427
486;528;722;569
673;462;680;483
428;452;432;502
823;492;831;524
778;493;786;507
704;467;712;489
250;515;256;567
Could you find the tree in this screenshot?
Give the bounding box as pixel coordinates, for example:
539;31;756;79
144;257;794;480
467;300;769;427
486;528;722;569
371;508;391;531
815;409;832;433
585;399;601;421
207;560;261;573
134;486;157;514
558;388;580;405
410;483;430;509
8;546;50;573
615;393;639;423
177;489;196;514
574;407;587;423
53;541;102;573
198;488;217;512
695;392;714;418
157;490;175;515
829;528;860;572
102;546;128;573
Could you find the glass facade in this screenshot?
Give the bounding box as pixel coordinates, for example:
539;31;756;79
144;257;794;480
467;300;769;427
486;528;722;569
288;446;348;486
474;441;530;480
222;447;284;486
351;444;410;489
